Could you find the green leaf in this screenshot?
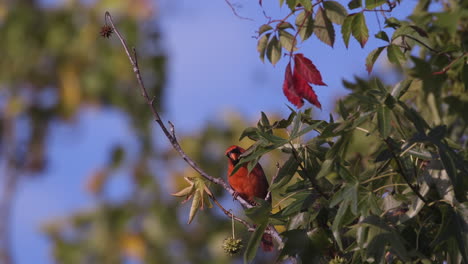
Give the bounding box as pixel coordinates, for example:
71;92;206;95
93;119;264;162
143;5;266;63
341;14;355;48
377;105;391;138
351;13;368;48
332;199;350;249
290;111;302;138
295;11;314;42
323;1;347;25
437;147;458;189
243;221;268;264
316;159;333;179
313;7;335;47
239;127;260;141
188;191;201;224
279;229;311;259
291;121;324;140
266;35;281;66
277;22;294;30
375;30;389;42
337;163;357;183
260;111;270;127
278;192;312;216
365;0;386;9
386;44;405;67
390;79;412;98
279;30;297;52
257;131;287;144
271;155;300;190
348;0;361;9
298;0;312;11
245;199;271;224
257;33;270;63
365;46;385;73
247;156;261;174
286;0;298;11
338;100;349;119
274;110;296;128
258;24;273;35
384;17;402;28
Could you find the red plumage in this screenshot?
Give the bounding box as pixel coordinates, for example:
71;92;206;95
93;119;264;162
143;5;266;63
225;145;273;252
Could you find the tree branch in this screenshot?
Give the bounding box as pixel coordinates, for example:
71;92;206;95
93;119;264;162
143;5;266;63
224;0;253;21
384;138;429;204
208;193;254;232
103;11;283;246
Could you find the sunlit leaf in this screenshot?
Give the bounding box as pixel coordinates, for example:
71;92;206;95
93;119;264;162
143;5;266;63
323;1;347;25
257;33;270;63
266;35;282;66
279;30;297;52
341;14;355;48
365;46;385;73
295;11;314;42
351;13;368;48
365;0;386;9
313;7;335;47
377;105;391;138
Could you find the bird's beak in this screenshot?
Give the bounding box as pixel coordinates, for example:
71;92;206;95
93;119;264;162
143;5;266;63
227;152;238;161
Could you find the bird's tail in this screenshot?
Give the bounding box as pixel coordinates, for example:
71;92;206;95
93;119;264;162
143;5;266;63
261;233;274;252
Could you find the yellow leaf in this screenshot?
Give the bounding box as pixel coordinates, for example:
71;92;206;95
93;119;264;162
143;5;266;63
59;64;81;118
120;233;145;260
188;191;201;224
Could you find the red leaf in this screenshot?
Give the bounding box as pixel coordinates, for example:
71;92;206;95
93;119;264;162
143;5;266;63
293;71;322;109
283;63;304;108
294;53;327;86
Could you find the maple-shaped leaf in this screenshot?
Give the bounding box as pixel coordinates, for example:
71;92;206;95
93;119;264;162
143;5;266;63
171;176;213;224
294;53;327;86
283;62;304;108
293;70;322;109
282;57;323;109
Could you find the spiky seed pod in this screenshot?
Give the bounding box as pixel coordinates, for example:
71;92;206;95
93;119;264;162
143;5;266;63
100;25;113;38
222;237;243;256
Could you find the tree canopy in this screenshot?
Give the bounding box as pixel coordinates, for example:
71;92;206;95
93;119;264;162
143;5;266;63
0;0;467;263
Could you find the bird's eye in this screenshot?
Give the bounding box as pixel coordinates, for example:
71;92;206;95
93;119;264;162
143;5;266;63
230;148;241;155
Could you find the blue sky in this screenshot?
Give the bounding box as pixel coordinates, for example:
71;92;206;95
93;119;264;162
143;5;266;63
12;0;417;263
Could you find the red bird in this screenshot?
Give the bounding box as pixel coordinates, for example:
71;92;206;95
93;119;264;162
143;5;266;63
225;145;273;252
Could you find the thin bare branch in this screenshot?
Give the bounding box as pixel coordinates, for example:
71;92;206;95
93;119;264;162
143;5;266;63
103;11;283;246
209;193;254;231
224;0;253;21
265;162;280;202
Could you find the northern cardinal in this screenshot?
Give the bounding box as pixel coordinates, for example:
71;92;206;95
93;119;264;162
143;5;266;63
225;145;274;252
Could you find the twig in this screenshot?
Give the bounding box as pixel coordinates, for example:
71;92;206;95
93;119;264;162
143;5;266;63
103;11;283;246
265;162;280;202
224;0;253;21
289;142;328;198
433;52;468;75
208;193;254;232
397;34;443;56
384;139;429;204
